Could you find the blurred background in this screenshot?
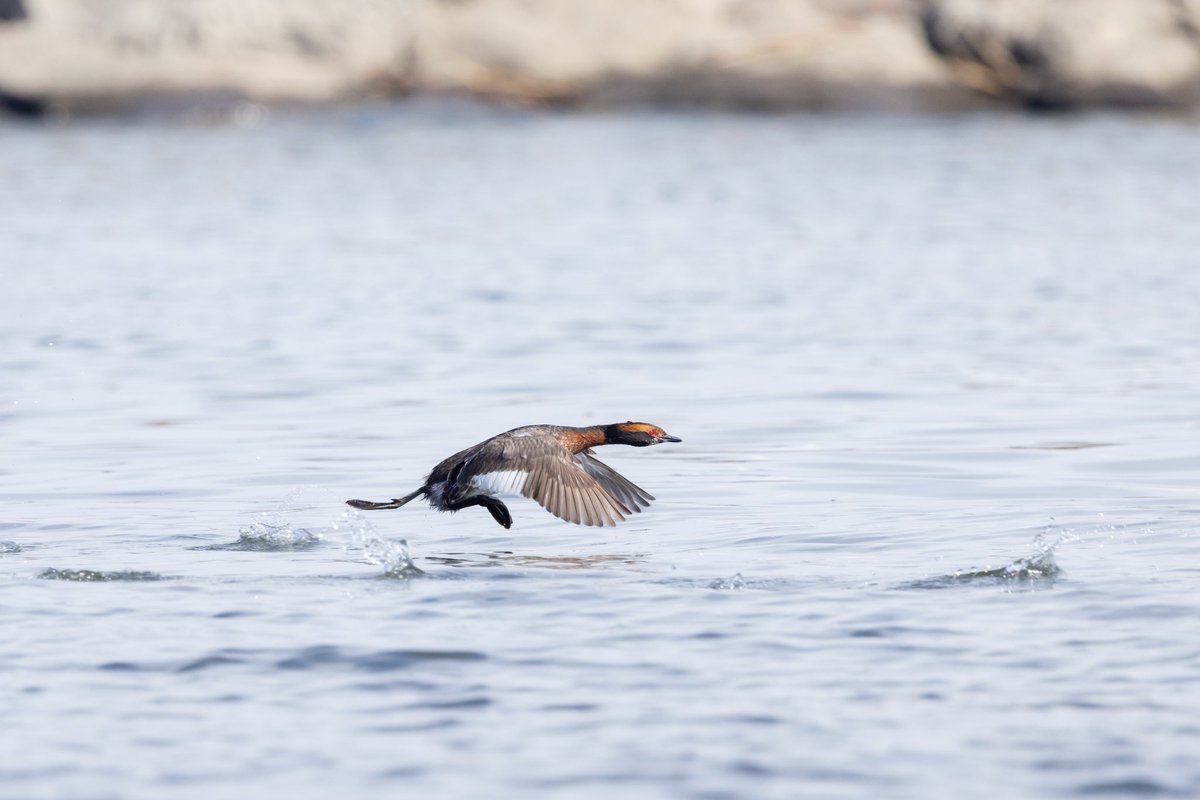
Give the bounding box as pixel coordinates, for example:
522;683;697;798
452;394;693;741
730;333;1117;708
4;0;1200;114
4;2;1200;800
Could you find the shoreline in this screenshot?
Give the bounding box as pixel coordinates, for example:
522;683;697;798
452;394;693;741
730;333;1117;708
4;0;1200;116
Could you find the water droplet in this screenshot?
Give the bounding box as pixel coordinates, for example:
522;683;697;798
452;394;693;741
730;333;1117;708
337;510;424;578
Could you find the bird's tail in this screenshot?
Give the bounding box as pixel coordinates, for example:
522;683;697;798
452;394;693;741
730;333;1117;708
346;487;425;511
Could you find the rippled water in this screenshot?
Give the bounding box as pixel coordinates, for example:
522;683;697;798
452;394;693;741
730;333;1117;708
4;104;1200;798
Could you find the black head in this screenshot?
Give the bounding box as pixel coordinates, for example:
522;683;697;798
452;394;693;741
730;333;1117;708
603;421;683;447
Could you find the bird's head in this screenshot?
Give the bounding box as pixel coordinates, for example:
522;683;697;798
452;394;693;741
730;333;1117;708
604;422;683;447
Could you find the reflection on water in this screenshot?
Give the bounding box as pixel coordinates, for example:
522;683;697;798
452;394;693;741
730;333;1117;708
3;106;1200;799
426;551;647;570
1010;441;1118;451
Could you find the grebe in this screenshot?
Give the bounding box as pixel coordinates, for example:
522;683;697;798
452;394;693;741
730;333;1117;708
347;422;681;528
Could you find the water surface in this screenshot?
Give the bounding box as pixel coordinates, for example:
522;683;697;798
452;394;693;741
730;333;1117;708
3;105;1200;798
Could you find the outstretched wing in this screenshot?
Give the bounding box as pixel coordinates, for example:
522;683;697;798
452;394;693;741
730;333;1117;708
575;450;654;515
493;439;636;526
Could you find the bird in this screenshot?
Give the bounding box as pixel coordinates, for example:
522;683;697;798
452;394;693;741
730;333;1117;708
346;422;682;529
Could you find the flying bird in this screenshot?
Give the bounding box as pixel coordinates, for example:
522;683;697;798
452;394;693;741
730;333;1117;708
347;422;681;528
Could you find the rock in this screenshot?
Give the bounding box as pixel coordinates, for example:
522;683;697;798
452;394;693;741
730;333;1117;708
921;0;1200;109
0;0;420;108
0;0;41;115
407;0;962;110
1;0;1198;113
0;0;27;22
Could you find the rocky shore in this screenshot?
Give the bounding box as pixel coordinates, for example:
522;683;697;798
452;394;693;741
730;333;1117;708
2;0;1199;114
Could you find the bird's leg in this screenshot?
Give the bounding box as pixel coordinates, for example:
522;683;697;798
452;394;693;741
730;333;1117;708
446;496;513;529
477;497;513;529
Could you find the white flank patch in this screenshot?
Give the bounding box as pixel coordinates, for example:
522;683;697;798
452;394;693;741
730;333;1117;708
470;470;527;496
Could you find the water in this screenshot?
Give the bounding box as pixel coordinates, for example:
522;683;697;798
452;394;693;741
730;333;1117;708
3;103;1200;798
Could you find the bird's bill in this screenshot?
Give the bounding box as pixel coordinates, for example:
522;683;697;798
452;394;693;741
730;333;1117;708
658;433;682;443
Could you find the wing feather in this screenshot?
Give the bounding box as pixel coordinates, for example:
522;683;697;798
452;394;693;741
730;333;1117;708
583;488;601;527
552;481;566;524
576;452;653;513
565;484;580;525
572;485;589;526
507;439;636;526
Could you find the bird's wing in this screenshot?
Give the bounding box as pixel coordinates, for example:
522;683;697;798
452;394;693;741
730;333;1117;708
575;450;654;514
494;439;634;526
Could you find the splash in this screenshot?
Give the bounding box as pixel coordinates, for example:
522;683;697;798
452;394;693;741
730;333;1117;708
199;487;342;551
39;568;166;582
201;515;323;551
198;488;424;577
904;525;1064;591
708;573;747;590
332;509;424;579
